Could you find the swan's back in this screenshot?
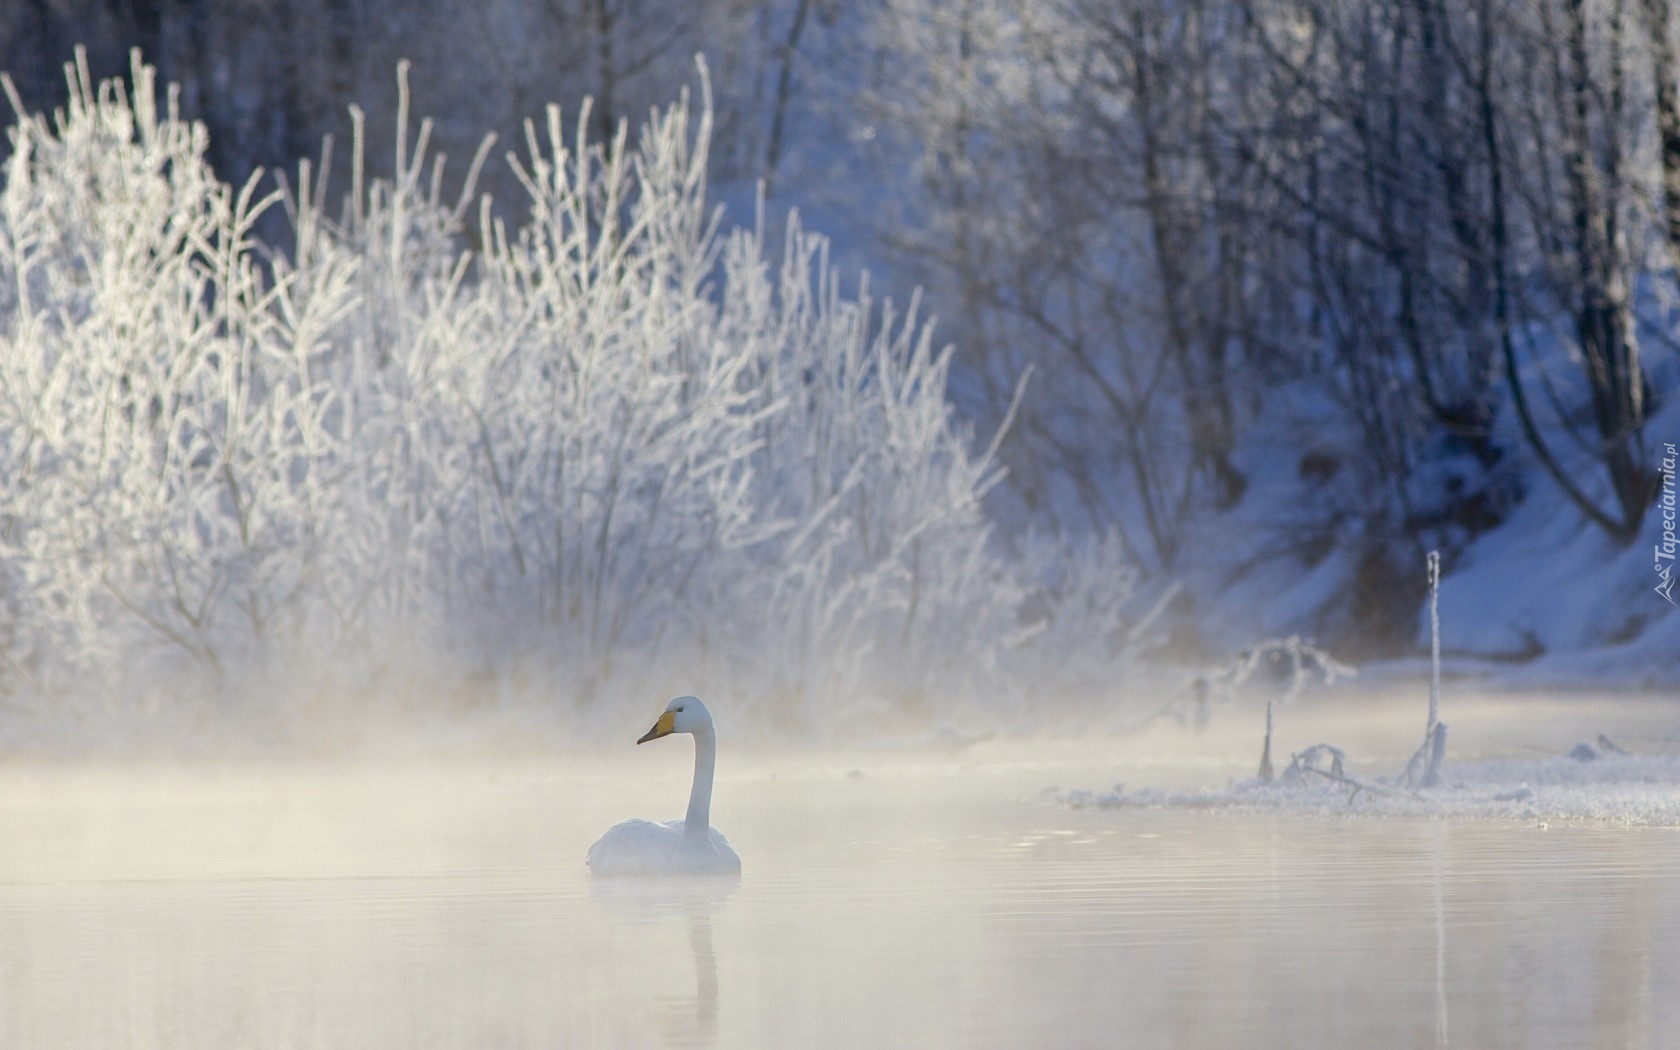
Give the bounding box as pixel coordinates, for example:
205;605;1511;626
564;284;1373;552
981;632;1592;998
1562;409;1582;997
587;818;742;876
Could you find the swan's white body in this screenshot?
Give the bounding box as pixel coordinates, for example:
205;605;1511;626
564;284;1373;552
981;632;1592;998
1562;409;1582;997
588;696;742;877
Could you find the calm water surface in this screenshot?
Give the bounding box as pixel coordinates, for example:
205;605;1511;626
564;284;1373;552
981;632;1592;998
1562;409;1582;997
0;736;1675;1048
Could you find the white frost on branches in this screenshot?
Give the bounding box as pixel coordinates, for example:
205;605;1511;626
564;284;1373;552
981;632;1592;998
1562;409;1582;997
0;53;1141;729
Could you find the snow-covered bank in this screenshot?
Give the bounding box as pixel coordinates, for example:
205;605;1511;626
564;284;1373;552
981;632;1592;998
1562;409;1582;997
1043;684;1680;825
1057;750;1680;826
1428;449;1680;687
1170;364;1680;686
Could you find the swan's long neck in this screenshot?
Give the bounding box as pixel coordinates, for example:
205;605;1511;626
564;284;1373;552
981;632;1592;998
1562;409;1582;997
685;723;717;842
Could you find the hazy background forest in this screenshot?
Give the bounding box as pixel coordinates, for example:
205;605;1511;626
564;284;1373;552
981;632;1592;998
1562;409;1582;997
0;0;1676;742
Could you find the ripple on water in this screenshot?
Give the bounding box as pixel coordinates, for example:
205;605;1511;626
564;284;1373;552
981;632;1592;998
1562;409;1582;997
0;761;1676;1048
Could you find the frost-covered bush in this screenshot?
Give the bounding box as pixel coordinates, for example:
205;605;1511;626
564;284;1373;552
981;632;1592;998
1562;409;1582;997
0;53;1070;729
0;55;358;695
1008;529;1164;714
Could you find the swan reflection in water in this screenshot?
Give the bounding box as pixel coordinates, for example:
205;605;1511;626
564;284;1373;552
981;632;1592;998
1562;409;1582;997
591;876;735;1048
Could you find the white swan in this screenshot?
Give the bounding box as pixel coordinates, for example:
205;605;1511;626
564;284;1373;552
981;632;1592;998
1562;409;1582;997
587;696;742;877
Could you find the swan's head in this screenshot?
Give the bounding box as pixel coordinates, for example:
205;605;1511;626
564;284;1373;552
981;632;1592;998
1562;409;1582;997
636;695;712;744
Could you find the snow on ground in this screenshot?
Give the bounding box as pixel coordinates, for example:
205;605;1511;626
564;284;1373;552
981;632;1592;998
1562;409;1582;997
1055;750;1680;825
1431;363;1680;685
1168;343;1680;686
1047;687;1680;826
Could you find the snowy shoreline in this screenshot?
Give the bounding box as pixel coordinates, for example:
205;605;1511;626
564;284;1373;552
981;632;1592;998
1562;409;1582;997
1056;750;1680;827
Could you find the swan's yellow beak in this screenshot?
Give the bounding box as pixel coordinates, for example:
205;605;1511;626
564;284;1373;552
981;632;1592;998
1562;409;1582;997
637;711;676;745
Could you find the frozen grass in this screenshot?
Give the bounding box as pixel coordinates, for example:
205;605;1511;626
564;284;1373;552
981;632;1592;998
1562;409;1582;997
1401;550;1447;788
1060;554;1680;826
1057;747;1680;826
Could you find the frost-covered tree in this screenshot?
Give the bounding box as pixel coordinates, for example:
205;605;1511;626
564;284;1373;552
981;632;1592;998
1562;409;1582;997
805;0;1674;656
